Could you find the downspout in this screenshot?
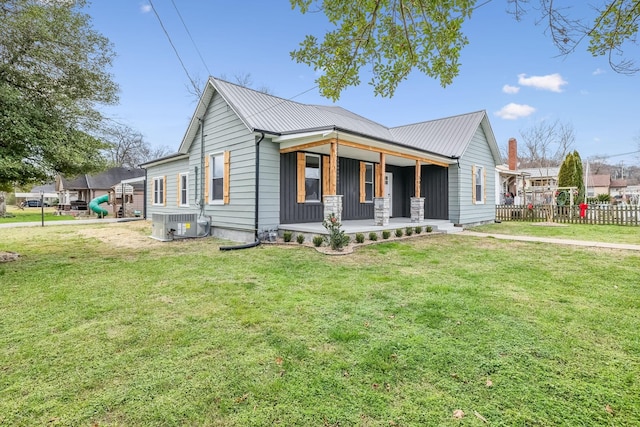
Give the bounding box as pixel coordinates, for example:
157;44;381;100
198;117;205;215
254;132;265;239
219;132;265;251
143;168;148;219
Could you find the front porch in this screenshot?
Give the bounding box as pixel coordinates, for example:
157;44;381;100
279;217;462;238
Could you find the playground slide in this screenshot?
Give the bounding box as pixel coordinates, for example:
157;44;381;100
89;194;109;217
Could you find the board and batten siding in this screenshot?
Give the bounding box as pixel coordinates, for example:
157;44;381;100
421;165;449;220
448;126;496;225
146;158;189;217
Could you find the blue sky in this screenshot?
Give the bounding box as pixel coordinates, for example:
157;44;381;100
88;1;639;163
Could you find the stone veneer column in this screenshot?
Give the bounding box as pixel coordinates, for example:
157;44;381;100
374;197;390;226
411;197;425;223
323;195;343;223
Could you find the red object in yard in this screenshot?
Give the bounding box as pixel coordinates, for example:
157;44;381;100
579;203;588;218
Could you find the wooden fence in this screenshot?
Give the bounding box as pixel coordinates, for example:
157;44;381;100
496;204;640;226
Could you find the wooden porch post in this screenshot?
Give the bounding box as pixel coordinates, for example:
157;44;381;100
330;140;338;195
376;153;386;197
415;160;421;198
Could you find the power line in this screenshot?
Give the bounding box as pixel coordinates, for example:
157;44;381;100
170;0;211;76
148;0;201;97
146;2;324;122
588;150;640;162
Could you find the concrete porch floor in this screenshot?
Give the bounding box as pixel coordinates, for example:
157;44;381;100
279;217;462;236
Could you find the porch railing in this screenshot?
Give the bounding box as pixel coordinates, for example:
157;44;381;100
496;204;640;226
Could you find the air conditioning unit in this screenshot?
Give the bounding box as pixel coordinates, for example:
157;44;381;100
151;213;199;241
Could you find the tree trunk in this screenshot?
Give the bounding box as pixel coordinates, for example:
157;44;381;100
0;192;6;217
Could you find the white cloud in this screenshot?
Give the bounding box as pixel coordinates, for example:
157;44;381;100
517;73;567;92
592;68;605;76
502;84;520;94
140;3;152;13
495;103;536;120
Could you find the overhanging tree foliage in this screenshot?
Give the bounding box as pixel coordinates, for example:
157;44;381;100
0;0;118;187
291;0;640;100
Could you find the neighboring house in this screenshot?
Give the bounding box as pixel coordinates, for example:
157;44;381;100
15;183;58;206
142;77;501;243
495;138;529;205
56;167;145;215
520;167;560;190
586;174;611;197
609;179;627;197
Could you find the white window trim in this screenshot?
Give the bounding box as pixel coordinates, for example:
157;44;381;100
364;162;374;203
305;153;321;203
152;176;164;206
179;172;189;207
475;165;485;205
209;152;224;205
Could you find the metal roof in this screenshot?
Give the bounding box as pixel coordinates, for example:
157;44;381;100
389;111;488;158
174;77;500;163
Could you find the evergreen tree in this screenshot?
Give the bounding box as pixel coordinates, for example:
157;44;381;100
557;151;585;205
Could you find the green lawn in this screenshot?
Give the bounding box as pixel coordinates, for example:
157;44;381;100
1;222;638;426
469;221;640;245
0;206;72;223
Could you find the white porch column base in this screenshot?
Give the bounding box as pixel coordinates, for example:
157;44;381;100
374;197;390;226
323;195;343;223
411;197;425;223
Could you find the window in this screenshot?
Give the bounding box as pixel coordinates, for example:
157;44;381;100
304;154;321;202
360;161;374;202
205;151;230;205
179;173;188;206
473;165;485;204
153;176;165;205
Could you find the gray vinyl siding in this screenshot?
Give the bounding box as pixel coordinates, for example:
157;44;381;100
449;127;496;225
258;138;280;231
146;91;257;233
194;91;256;231
145;158;190;216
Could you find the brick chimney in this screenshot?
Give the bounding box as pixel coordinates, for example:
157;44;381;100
508;138;517;170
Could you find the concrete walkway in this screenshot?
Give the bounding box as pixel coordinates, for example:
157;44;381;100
460;230;640;251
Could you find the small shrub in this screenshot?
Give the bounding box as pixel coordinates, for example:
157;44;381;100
368;232;378;241
313;236;324;247
355;233;365;244
322;213;349;250
296;234;305;244
382;230;391;239
405;227;413;236
395;228;403;238
283;231;293;242
414;226;422;234
426;226;433;233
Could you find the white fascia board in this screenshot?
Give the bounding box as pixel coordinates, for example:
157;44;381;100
272;130;336;143
141;154;189;168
